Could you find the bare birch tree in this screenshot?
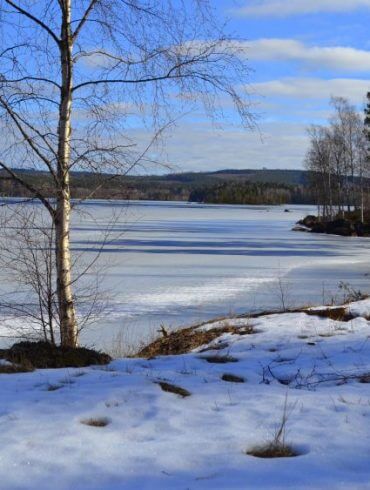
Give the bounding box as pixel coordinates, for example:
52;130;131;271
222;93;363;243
305;96;369;221
0;202;110;344
0;1;253;347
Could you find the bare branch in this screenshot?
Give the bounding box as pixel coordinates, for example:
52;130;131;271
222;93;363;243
0;95;58;181
1;76;61;90
4;0;61;46
73;0;100;40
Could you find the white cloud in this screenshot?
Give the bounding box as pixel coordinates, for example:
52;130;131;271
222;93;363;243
252;77;369;102
129;120;309;172
246;39;370;72
234;0;370;17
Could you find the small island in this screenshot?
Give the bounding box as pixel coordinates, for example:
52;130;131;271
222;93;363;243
294;212;370;237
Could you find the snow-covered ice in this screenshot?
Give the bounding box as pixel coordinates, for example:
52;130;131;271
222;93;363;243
1;299;370;489
1;200;370;349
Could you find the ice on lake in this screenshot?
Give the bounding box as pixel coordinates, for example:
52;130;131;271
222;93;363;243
68;200;370;347
0;200;369;348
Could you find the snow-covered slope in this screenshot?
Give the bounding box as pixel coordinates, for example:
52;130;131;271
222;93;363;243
1;300;370;489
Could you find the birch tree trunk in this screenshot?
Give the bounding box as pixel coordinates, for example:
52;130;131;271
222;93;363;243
0;0;253;347
56;0;77;347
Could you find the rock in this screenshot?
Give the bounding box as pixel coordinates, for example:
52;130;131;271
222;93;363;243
301;215;318;228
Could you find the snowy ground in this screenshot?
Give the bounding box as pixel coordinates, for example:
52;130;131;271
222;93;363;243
1;300;370;489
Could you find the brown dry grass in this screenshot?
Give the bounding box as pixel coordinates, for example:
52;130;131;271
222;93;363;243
305;306;354;322
137;323;253;358
137;300;365;359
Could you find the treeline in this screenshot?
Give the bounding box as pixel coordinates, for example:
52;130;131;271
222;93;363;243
0;172;189;202
0;168;315;204
188;181;313;205
305;96;370;221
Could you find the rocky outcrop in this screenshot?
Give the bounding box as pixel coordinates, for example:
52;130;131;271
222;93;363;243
298;215;319;228
294;215;370;237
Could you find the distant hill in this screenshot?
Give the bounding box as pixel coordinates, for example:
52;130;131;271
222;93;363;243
153;168;309;185
0;168;314;204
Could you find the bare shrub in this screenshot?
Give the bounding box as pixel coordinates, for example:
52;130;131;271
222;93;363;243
246;394;300;459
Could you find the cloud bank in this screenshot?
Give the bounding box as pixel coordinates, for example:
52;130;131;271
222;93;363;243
252;78;369;102
246;39;370;72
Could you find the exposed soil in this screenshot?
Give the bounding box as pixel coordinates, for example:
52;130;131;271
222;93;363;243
156;381;191;398
221;373;245;383
81;417;110;427
0;341;111;369
201;355;239;364
246;443;300;459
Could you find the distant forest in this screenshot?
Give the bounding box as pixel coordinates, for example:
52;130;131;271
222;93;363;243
0;168;315;205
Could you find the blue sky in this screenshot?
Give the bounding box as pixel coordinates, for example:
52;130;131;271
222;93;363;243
162;0;370;172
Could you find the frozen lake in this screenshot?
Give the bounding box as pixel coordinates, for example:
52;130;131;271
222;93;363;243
69;200;370;348
1;200;370;348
